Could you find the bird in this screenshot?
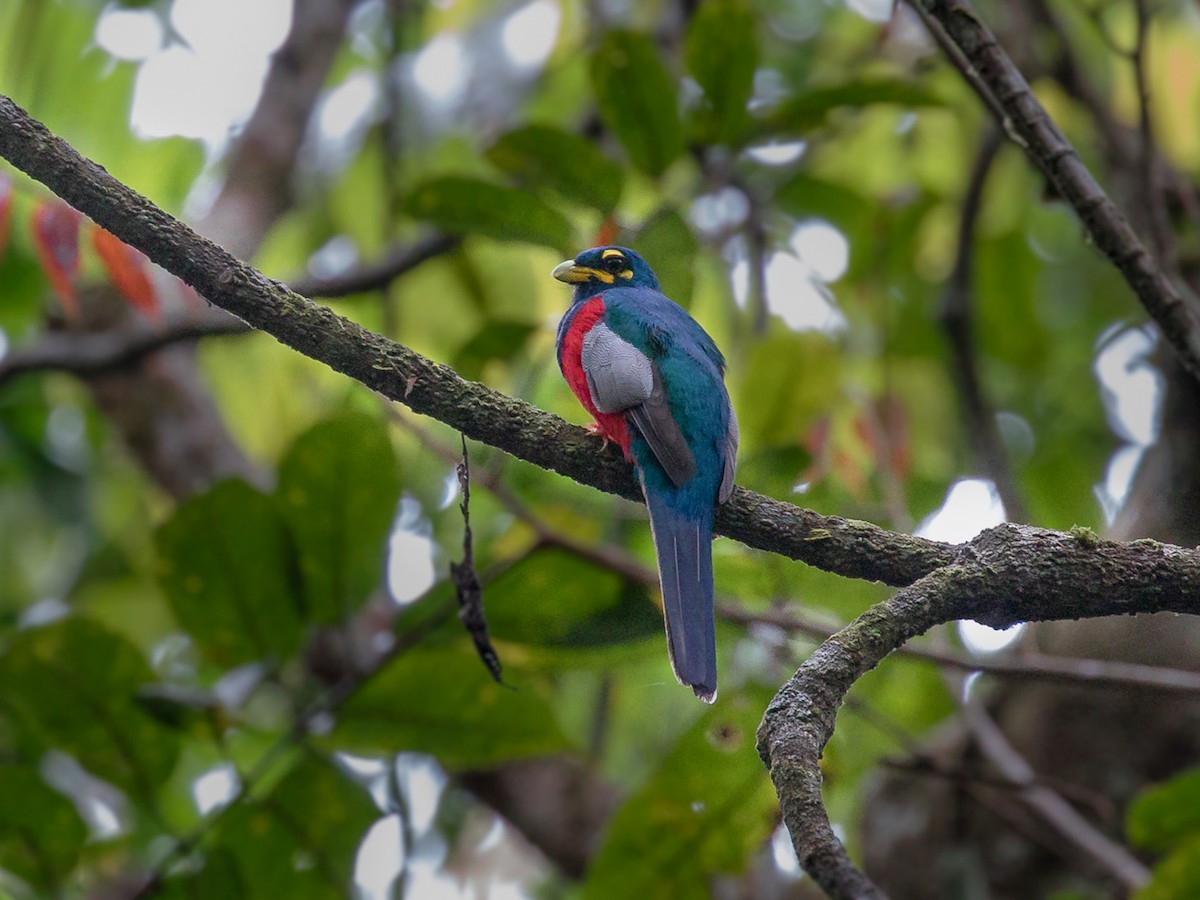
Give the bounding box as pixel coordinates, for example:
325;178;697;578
552;246;738;702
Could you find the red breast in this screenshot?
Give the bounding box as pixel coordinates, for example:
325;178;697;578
560;297;631;453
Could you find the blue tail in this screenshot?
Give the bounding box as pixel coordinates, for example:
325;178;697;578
644;492;717;702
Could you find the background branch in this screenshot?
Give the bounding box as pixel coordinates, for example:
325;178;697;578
0;234;460;387
939;127;1027;522
907;0;1200;384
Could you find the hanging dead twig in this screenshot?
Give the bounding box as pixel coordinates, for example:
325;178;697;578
450;435;504;684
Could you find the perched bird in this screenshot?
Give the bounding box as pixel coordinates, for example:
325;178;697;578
553;246;738;701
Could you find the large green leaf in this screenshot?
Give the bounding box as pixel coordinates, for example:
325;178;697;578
1137;836;1200;900
685;0;758;145
637;208;698;308
584;693;777;899
404;176;572;252
157;480;304;668
736;332;841;449
453;320;539;381
1129;769;1200;853
485;547;661;649
754;79;943;138
331;647;571;767
210;756;378;900
276;414;401;623
590;30;684;178
486;124;624;213
157;847;247;900
0;763;87;891
0;619;180;795
774;173;875;259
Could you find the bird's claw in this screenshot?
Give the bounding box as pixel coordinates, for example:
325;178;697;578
584;421;612;450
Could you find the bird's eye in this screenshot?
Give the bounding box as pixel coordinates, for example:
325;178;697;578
602;256;626;274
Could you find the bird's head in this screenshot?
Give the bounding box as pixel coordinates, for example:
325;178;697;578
551;246;660;299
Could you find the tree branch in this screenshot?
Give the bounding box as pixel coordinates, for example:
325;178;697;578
0;92;952;588
906;0;1200;384
7;94;1200;900
757;525;1200;899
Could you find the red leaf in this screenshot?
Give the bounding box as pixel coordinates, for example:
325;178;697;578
92;226;159;321
32;200;83;322
592;215;620;248
853;395;911;480
0;174;12;261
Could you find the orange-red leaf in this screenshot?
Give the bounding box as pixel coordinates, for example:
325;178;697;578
592;215;620;248
853;395;911;480
0;174;12;261
32;200;83;322
92;226;159;320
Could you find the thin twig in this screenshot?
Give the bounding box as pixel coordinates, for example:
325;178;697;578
290;234;458;300
1131;0;1174;268
0;312;250;386
939;126;1027;522
725;603;1200;695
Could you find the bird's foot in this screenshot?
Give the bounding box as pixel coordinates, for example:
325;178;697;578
584;421;611;450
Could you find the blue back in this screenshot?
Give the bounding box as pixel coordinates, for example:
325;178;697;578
601;287;731;521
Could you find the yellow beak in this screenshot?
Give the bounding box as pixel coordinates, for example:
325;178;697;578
552;259;590;284
552;260;614;285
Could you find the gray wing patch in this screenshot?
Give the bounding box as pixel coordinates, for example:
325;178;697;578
718;403;739;503
581;322;696;488
581;323;653;413
628;367;696;489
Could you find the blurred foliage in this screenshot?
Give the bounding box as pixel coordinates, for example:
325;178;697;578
1129;770;1200;899
0;0;1196;896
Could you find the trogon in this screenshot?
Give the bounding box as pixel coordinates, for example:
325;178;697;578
553;246;738;702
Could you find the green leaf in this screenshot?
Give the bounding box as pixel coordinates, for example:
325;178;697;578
754;79;942;138
1129;768;1200;853
486;124;624;213
775;173;874;247
485;547;660;648
584;694;777;899
637;208;698;307
331;647;571;767
0;619;180;795
213;756;378;900
0;763;87;891
736;332;841;449
685;0;758;145
155;848;248;900
404;176;572;252
276;414;401;624
1137;836;1200;900
157;480;305;668
453;320;538;381
591;30;684;178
